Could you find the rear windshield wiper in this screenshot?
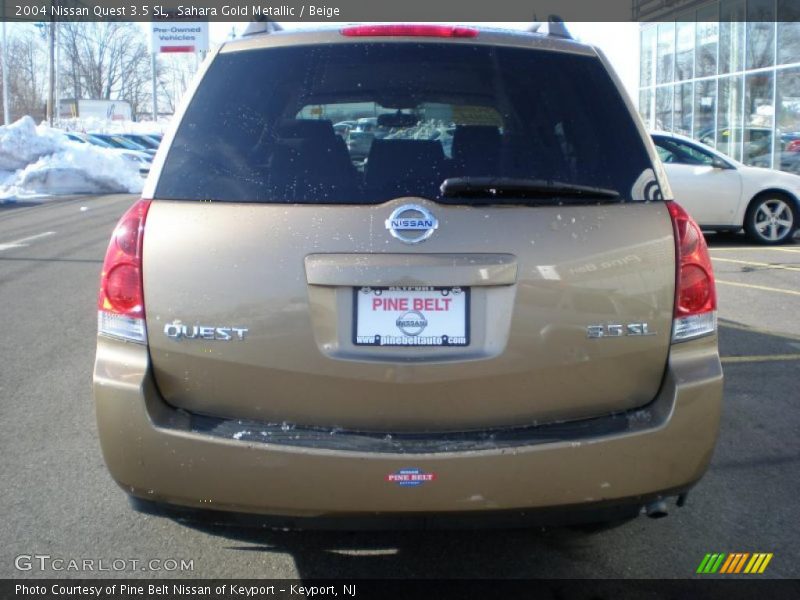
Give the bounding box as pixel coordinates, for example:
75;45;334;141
439;177;621;204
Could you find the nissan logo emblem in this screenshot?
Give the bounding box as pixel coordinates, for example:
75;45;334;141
385;204;439;244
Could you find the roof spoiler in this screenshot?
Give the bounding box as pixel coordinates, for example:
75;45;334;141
527;15;573;40
240;18;571;39
242;18;284;37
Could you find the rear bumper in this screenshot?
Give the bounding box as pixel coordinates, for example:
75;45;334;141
128;495;646;530
93;336;722;519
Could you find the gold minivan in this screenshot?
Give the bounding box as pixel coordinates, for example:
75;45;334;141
93;24;722;526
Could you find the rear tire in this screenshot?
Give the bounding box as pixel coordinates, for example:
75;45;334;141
744;194;798;245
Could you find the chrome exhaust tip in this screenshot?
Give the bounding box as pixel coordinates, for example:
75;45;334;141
645;499;669;519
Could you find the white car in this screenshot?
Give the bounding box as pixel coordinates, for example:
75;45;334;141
651;132;800;244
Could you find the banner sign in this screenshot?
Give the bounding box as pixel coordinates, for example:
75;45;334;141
151;22;209;53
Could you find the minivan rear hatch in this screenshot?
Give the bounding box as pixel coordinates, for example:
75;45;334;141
143;36;674;432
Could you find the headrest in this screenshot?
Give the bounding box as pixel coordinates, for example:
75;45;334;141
452;125;501;160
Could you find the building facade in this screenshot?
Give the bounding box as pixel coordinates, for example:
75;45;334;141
637;0;800;173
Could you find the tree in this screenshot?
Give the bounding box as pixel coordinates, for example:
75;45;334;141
58;22;151;109
0;22;199;124
156;53;196;114
2;27;46;121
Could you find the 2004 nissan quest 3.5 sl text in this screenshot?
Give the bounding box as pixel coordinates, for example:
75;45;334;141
93;23;723;527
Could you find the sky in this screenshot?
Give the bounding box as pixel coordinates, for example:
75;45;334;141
561;22;640;98
206;21;641;99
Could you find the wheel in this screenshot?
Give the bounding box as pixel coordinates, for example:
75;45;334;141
744;194;798;245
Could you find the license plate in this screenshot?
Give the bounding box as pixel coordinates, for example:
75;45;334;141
354;286;469;347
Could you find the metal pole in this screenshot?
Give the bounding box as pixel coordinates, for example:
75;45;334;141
151;53;158;122
54;22;59;122
2;20;10;125
47;18;55;126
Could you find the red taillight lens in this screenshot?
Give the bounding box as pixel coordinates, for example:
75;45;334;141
667;201;717;341
679;264;713;313
787;140;800;153
115;215;143;255
104;264;142;312
97;199;151;342
340;24;479;38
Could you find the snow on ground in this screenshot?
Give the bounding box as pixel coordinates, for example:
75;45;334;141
0;116;62;171
58;116;168;136
0;116;144;200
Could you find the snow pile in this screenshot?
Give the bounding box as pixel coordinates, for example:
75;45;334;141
0;116;144;200
0;116;62;171
59;116;168;136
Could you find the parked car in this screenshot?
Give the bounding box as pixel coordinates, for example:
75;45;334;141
345;130;374;160
774;152;800;176
333;121;357;137
354;116;378;132
119;133;161;151
65;131;113;148
652;131;800;244
94;24;722;527
747;133;800;175
697;126;800;167
90;133;157;157
63;131;151;176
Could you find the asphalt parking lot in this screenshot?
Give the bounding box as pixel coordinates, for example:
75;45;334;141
0;194;798;579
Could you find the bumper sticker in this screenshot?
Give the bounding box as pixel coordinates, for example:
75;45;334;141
385;468;437;487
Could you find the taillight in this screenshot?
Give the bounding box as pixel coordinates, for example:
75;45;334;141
340;24;479;38
787;140;800;153
97;199;151;343
667;201;717;342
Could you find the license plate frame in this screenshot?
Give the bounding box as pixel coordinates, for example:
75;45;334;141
352;286;470;347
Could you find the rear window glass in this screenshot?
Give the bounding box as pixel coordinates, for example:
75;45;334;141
300;102;503;160
156;43;656;204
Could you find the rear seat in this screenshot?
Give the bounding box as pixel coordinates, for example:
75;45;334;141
265;119;357;200
450;125;502;176
365;139;445;197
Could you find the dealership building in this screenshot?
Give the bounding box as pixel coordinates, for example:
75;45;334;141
636;0;800;172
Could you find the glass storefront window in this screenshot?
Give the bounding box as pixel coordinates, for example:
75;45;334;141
657;22;675;84
676;21;695;80
641;26;656;88
639;88;653;129
717;75;743;161
656;86;673;131
776;67;800;174
746;0;775;70
694;80;717;145
719;0;745;74
743;72;774;167
674;82;693;136
639;4;800;175
777;0;800;65
696;7;719;78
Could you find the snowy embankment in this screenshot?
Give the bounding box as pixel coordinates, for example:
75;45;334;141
58;116;167;136
0;116;144;200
